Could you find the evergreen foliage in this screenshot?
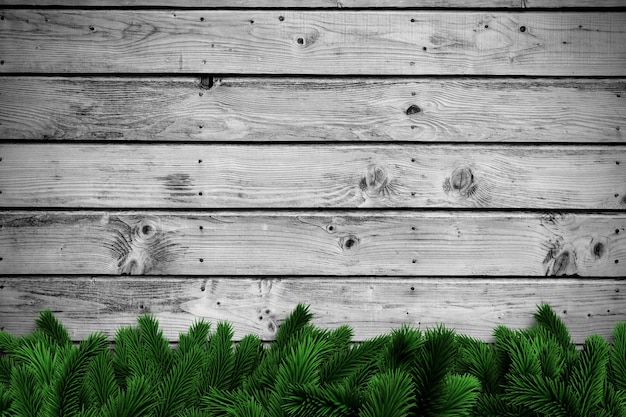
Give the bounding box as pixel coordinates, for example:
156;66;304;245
0;304;624;416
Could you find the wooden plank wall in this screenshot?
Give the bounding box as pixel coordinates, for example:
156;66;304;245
0;0;625;344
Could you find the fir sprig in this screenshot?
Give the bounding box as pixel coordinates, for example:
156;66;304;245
0;304;624;417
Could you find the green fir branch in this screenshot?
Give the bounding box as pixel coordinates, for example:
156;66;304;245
35;310;71;348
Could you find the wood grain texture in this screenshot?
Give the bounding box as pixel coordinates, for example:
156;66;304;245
1;77;624;142
1;0;624;8
1;276;624;343
1;10;625;75
0;211;624;276
1;144;625;209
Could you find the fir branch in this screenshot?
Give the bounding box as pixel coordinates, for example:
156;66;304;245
283;382;361;417
35;310;71;348
506;373;578;417
494;325;517;383
202;387;260;416
8;365;44;417
437;374;480;417
326;325;354;351
320;334;387;386
570;334;610;415
177;319;211;358
610;322;626;392
0;330;19;356
381;324;423;372
178;407;209;417
232;398;267;417
13;340;58;387
534;304;574;351
411;325;457;417
460;337;501;395
360;369;415;417
86;351;120;409
230;333;262;390
103;375;155;417
601;383;626;417
137;314;173;384
274;304;314;350
537;332;565;380
275;333;331;392
112;326;141;388
153;346;204;417
507;333;542;377
203;321;235;392
0;386;12;416
45;333;108;417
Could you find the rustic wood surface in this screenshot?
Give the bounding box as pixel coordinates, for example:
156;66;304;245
1;77;624;142
0;276;624;343
1;0;624;8
0;211;623;276
1;10;625;75
1;144;624;209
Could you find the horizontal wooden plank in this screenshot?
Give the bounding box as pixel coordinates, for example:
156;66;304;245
0;211;624;276
1;77;624;142
1;11;625;75
1;276;624;343
1;144;625;209
1;0;625;8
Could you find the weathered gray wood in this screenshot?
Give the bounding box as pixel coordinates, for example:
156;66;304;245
1;77;624;142
1;0;624;8
0;211;623;276
1;144;624;209
1;276;624;343
1;11;625;75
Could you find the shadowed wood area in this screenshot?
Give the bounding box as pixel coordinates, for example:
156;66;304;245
0;276;624;343
1;77;624;142
0;211;624;276
1;10;626;75
1;144;625;209
2;0;626;7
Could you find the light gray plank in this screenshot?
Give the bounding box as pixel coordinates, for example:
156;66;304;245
1;144;624;209
0;211;624;276
1;11;625;75
0;77;623;142
1;276;624;343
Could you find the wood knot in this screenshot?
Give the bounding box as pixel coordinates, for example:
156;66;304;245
406;105;421;115
199;75;214;90
135;219;158;241
443;167;477;198
294;30;319;48
340;235;360;251
359;164;395;198
544;245;577;276
590;237;608;261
